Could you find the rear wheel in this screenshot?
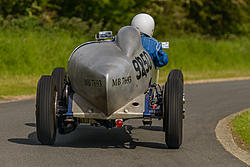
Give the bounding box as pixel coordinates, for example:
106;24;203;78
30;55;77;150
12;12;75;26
163;69;184;149
36;75;57;145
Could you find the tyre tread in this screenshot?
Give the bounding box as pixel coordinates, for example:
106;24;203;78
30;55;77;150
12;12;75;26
36;75;56;145
164;69;183;149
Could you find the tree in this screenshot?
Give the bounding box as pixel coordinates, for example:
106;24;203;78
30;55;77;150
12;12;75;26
186;0;248;37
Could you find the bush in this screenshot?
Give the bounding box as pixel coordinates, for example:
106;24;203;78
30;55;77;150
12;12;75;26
0;0;33;17
186;0;248;37
0;0;250;38
0;16;101;39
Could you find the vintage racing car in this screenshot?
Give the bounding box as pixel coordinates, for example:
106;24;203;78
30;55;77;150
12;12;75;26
36;26;185;149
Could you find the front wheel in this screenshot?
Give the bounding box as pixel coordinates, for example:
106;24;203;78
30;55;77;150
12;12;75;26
52;67;66;101
36;75;57;145
163;69;184;149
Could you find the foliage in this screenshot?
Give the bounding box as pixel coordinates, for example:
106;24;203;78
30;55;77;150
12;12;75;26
0;16;101;39
0;0;249;37
46;0;150;33
186;0;248;37
0;0;33;17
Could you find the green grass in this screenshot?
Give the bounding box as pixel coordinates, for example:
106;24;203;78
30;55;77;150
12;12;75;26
232;111;250;146
0;27;87;98
0;27;250;98
159;36;250;82
0;75;38;99
0;28;87;76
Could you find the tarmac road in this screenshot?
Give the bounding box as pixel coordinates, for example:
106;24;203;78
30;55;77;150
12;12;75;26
0;80;250;167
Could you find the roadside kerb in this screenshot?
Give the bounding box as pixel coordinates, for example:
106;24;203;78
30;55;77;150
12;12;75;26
215;109;250;166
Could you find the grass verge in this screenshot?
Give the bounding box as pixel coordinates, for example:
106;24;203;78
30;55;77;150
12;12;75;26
159;70;250;83
0;75;39;99
159;35;250;82
2;70;250;100
231;111;250;153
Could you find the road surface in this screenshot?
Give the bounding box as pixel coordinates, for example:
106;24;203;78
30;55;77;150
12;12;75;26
0;80;250;167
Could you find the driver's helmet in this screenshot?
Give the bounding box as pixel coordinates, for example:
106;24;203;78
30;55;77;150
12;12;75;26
131;13;155;37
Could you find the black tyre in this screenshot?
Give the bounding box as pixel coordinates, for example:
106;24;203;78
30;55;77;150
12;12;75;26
36;75;57;145
163;69;183;149
52;67;66;100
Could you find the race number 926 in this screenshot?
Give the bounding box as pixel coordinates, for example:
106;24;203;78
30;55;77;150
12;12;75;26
132;51;152;80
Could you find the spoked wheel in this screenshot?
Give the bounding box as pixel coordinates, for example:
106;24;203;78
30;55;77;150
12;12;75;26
36;75;57;145
163;69;184;149
51;67;72;134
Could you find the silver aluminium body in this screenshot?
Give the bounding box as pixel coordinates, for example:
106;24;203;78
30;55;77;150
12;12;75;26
68;26;157;120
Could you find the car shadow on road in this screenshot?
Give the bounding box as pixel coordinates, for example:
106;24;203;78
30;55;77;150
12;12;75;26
25;123;36;127
8;123;167;149
138;126;163;131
